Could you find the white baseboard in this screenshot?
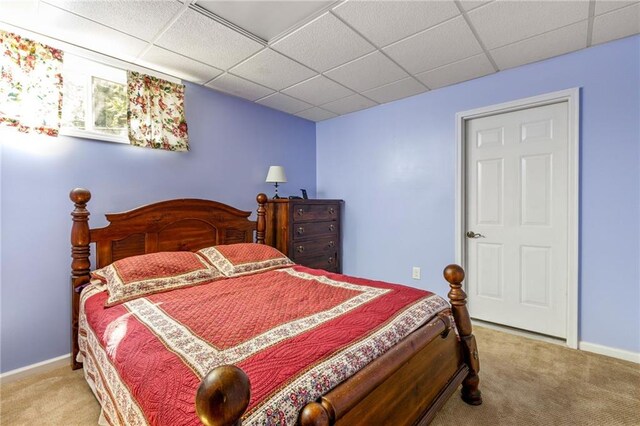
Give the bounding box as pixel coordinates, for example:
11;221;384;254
579;342;640;364
0;353;71;385
472;319;566;346
473;319;640;364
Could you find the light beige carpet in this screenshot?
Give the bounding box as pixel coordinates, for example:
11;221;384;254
1;326;638;425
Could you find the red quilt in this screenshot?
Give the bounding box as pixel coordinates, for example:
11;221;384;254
78;265;450;426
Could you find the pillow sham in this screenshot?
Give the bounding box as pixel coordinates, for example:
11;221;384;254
197;243;294;277
91;251;221;307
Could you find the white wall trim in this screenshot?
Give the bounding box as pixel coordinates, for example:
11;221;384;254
475;319;639;364
579;342;640;364
455;88;581;350
0;353;71;385
473;319;566;346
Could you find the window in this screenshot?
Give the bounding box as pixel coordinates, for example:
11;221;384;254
61;55;128;143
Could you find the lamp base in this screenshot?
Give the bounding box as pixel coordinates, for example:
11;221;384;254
272;182;281;199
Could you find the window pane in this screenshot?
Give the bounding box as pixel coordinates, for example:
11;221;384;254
61;74;86;130
92;77;127;137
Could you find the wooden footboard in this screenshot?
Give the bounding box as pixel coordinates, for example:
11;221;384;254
196;265;482;426
325;314;462;425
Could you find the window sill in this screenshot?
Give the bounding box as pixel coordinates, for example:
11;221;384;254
60;128;129;144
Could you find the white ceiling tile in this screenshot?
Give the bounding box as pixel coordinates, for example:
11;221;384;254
325;51;409;92
416;54;494;89
256;92;313;114
362;78;428;104
156;8;263;69
44;0;183;41
321;94;377;115
205;73;275;101
592;3;640;45
467;0;590;49
594;1;638;15
459;1;494;12
229;49;316;90
0;1;39;29
13;2;148;61
332;0;459;47
383;16;483;74
138;46;222;84
196;1;333;41
281;75;354;105
295;107;338;122
491;20;588;70
271;12;375;72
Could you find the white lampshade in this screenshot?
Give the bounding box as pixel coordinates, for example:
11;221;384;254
265;166;287;183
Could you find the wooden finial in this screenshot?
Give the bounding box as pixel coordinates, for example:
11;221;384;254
444;264;465;287
256;193;267;244
196;365;251;426
299;401;330;426
70;188;91;205
443;264;482;406
445;264;467;310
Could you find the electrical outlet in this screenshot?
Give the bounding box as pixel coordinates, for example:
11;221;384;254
412;266;421;280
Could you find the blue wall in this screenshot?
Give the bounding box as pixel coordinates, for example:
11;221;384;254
2;36;638;373
0;84;316;372
317;36;640;353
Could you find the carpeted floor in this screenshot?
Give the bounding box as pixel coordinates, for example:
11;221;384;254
1;326;638;425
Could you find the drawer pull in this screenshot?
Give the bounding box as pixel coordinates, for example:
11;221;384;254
297;246;305;253
328;240;335;248
328;257;335;264
328;207;335;215
297;208;304;216
297;226;305;235
329;224;335;232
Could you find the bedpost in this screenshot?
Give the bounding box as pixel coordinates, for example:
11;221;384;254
256;193;267;244
70;188;92;370
196;365;250;426
444;264;482;405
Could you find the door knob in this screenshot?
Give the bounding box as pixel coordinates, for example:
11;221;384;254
466;231;485;239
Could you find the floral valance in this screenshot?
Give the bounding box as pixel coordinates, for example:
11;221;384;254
127;71;189;152
0;29;63;136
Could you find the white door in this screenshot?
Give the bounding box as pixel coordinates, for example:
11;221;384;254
466;102;568;338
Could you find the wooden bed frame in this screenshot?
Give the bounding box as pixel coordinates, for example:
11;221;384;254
69;188;481;426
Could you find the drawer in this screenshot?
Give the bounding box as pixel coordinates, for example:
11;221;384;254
292;221;339;240
292;203;338;222
297;254;339;272
291;236;338;259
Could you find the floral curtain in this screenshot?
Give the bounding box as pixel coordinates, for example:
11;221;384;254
0;30;64;136
127;71;189;152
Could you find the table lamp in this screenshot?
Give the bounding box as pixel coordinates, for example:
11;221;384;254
265;166;287;199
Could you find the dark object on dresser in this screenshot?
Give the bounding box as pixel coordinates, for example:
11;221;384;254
264;198;343;273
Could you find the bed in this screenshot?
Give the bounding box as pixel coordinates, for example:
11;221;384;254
69;188;482;426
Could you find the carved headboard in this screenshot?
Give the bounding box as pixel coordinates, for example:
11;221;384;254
69;188;268;368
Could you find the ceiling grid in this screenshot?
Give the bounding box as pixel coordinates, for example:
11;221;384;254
135;0;194;60
0;0;637;121
453;0;500;72
327;9;431;91
587;0;597;46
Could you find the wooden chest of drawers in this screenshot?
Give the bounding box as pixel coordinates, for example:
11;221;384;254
265;199;343;273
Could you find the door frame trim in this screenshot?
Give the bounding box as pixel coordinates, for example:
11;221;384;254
454;88;580;349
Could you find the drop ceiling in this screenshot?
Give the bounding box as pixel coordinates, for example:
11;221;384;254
1;0;639;122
